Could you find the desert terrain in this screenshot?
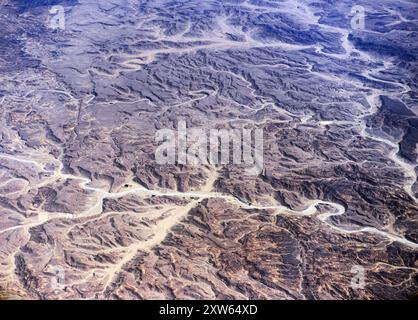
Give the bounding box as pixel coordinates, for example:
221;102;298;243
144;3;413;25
0;0;417;299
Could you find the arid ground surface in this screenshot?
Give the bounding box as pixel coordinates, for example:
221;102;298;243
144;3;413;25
0;0;417;299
